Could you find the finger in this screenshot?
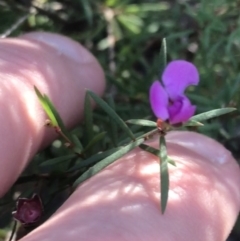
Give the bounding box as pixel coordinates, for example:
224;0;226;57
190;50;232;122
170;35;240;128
0;32;105;197
19;131;240;241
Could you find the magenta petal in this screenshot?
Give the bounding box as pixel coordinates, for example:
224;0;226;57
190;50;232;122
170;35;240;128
149;81;169;120
162;60;199;100
168;96;196;124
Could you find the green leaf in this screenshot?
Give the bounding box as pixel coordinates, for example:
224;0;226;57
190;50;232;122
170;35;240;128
126;119;156;127
68;147;121;172
34;86;58;126
159;136;169;214
84;92;94;144
84;132;107;153
43;94;69;135
107;95;118;146
139;144;176;166
40;154;76;167
183;119;204;127
190;108;236;122
117;14;143;34
87;90;135;140
73;138;145;188
80;0;93;25
111;18;123;40
71;134;83;154
118;131;145;146
159;38;167;77
34;86;70;139
125;3;170;13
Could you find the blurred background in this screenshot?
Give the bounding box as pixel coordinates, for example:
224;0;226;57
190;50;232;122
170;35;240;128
0;0;239;240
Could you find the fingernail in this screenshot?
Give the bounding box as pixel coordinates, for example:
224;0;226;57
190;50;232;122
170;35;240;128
19;32;93;64
166;131;232;165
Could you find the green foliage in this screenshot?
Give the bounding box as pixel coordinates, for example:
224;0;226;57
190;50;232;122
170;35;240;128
189;108;236;122
34;88;233;216
87;90;135;140
1;0;240;238
159;38;167;77
126;119;156;127
34;87;59;127
73;138;145;188
159;136;169;213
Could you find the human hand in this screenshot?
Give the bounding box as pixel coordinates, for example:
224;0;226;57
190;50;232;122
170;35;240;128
0;32;239;241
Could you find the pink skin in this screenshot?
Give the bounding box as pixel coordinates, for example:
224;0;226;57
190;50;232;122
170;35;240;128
0;32;105;196
0;32;239;241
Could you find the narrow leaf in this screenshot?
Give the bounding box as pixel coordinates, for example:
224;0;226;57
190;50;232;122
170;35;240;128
40;154;76;167
43;94;69;135
159;136;169;214
137;128;159;141
107;95;118;146
34;86;58;126
190;108;236;122
84;92;94;143
183;119;204;127
81;0;93;25
126;119;156;127
117;14;143;34
87;90;135;140
34;86;70;139
125;3;170;13
71;134;83;154
68;148;121;172
84;132;106;153
118;131;145;146
159;38;167;78
73;138;145;188
140;144;176;166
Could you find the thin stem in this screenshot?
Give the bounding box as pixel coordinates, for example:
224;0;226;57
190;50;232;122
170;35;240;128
54;127;73;145
8;220;17;241
54;127;84;157
138;128;159;141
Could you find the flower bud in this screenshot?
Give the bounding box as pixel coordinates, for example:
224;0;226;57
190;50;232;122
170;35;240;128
12;194;43;226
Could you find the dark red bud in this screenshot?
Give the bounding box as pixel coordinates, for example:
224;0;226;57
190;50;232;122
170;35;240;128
12;194;43;226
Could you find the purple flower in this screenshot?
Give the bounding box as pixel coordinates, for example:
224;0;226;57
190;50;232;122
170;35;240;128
150;60;199;124
12;194;43;226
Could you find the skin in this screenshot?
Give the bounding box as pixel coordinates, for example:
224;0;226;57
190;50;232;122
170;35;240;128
0;32;105;196
0;32;239;241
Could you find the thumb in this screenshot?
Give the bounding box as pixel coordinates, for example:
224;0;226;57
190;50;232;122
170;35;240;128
0;32;105;196
18;131;240;241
